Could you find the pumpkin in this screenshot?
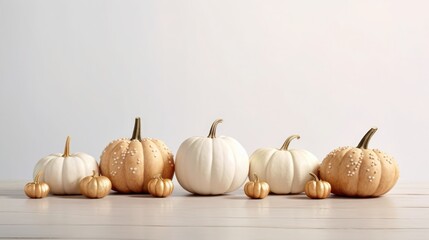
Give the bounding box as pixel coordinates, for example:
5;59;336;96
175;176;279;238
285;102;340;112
319;128;400;197
248;135;320;194
33;136;99;195
79;170;112;198
244;173;270;199
24;172;50;198
175;119;249;195
147;175;174;198
99;117;174;193
305;173;331;199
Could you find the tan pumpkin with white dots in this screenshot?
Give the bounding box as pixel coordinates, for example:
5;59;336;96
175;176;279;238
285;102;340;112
305;173;331;199
319;128;399;197
24;172;50;199
244;174;270;199
100;118;174;193
148;175;174;197
79;170;112;198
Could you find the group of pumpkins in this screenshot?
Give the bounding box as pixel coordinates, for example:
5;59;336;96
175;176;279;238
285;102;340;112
24;117;400;200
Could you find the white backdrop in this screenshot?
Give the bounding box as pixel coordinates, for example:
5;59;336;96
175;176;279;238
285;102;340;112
1;0;428;183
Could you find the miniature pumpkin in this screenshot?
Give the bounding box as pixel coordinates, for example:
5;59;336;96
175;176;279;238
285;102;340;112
244;174;270;199
24;172;50;198
99;117;174;193
147;175;174;197
319;128;400;197
79;170;112;198
305;173;331;199
248;135;320;194
33;136;99;195
175;119;249;195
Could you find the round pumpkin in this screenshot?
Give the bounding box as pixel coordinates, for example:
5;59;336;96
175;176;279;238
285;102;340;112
24;172;50;199
99;117;174;193
147;175;174;198
175;119;249;195
248;135;320;194
33;136;99;195
319;128;400;197
244;174;270;199
305;173;331;199
79;170;112;198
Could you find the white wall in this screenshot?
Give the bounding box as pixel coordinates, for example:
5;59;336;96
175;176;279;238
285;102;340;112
1;0;428;183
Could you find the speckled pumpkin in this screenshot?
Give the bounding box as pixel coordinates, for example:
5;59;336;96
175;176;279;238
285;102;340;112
99;118;174;193
319;128;399;197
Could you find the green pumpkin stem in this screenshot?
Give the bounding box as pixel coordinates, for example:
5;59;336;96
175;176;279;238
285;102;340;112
131;117;142;141
63;136;71;157
279;135;300;150
357;128;378;149
309;172;319;181
207;119;223;138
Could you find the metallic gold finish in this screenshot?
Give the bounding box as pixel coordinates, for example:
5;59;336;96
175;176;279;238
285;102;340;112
147;175;174;198
79;170;112;199
305;172;331;199
24;172;50;199
244;173;270;199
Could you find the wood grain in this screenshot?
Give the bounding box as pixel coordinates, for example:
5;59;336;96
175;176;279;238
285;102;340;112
0;182;428;239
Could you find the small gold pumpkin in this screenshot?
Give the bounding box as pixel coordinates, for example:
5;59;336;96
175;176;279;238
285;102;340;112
79;170;112;198
147;175;174;198
244;173;270;199
24;172;50;199
305;172;331;199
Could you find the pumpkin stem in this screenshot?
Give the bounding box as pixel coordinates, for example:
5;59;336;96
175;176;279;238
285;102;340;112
131;117;142;141
63;136;71;157
34;171;42;183
279;135;300;150
92;170;97;177
154;174;162;179
207;119;223;138
309;172;319;181
253;173;259;182
356;127;378;149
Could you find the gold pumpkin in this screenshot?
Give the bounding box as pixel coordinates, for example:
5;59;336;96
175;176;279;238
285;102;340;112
80;170;112;198
319;128;399;197
244;174;270;199
100;117;174;193
24;172;50;199
147;175;174;198
305;173;331;199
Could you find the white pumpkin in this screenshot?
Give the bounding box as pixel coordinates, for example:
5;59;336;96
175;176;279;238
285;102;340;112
33;136;99;195
249;135;320;194
175;119;249;195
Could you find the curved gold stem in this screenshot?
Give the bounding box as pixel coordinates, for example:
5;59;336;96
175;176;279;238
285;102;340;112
279;135;300;150
63;136;71;157
92;170;97;177
309;172;319;181
253;173;259;182
131;117;142;141
356;128;378;149
207;119;223;138
34;171;42;183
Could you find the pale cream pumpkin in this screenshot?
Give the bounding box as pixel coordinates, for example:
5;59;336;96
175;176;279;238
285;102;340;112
24;172;50;199
304;173;331;199
33;137;99;195
319;128;400;197
248;135;320;194
80;170;112;198
175;119;249;195
244;174;270;199
100;118;174;193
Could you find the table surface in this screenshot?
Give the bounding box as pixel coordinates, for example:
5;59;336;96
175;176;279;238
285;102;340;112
0;181;428;240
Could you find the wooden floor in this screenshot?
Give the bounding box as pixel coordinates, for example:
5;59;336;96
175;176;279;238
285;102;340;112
0;181;428;240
